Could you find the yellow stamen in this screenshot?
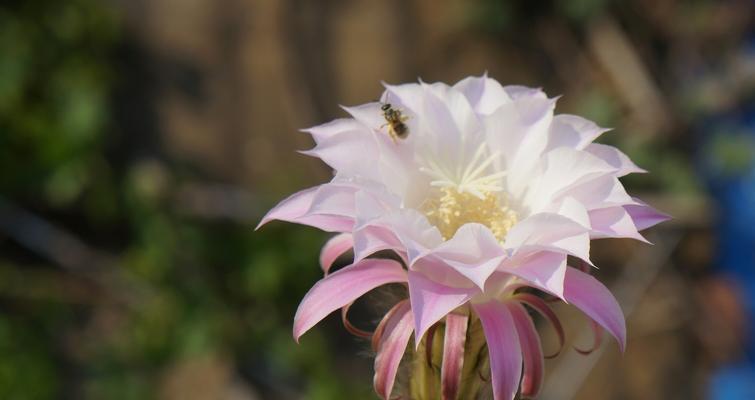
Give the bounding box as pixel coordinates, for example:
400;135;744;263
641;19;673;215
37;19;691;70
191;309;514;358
423;187;518;242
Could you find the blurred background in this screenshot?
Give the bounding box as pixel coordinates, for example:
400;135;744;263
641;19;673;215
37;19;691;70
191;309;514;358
0;0;753;399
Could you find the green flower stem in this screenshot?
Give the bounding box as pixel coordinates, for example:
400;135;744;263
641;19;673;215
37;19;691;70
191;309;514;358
409;313;490;400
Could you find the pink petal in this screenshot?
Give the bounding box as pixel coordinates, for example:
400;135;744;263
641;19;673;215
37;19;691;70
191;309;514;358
352;224;403;262
442;311;469;400
305;183;358;217
256;186;317;229
372;300;409;352
589;206;649;242
407;271;476;348
624;198;671;231
374;299;414;400
319;233;353;274
473;300;522;400
513;293;565;358
293;259;407;342
584;143;646;177
504;212;591;264
352;208;442;263
563;267;626;351
507;302;544;399
422;223;507;290
500;251;567;298
257;182;370;233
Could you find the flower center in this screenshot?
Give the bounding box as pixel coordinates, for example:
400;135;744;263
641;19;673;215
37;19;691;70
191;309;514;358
423;187;518;242
418;141;518;242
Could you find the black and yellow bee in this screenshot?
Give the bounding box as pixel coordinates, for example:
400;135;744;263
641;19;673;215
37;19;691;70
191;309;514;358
380;103;409;142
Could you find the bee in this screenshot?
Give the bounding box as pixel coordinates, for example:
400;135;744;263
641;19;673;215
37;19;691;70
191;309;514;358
380;103;409;142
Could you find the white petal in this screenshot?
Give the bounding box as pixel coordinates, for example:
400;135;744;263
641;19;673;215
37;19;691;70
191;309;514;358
547;114;609;151
584;143;647;177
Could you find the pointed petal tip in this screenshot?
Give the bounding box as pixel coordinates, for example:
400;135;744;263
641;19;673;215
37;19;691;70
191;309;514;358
564;267;626;353
293;259;407;344
254;216;270;231
292;324;302;344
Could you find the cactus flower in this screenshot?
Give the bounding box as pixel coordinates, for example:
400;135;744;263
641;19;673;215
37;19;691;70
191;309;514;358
257;75;668;400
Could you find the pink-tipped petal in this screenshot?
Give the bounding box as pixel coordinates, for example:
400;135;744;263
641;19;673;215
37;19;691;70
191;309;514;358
293;259;407;342
507;302;544;399
473;300;522;400
352;207;442;264
624;198;672;231
372;300;409;352
425;223;507;290
500;251;567;299
584;143;646;177
558;176;636;210
257;184;356;232
408;271;476;348
305;183;358;217
563;267;626;351
589;206;649;242
441;311;469;400
374;300;414;400
319;233;354;274
256;186;318;230
352;224;403;262
504;212;591;264
513;293;565;359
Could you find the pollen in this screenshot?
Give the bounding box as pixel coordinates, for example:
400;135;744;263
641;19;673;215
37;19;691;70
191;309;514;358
423;187;518;242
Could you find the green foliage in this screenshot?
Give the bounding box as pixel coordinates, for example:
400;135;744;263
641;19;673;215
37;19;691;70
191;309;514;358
0;315;59;399
0;1;370;399
0;1;116;199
